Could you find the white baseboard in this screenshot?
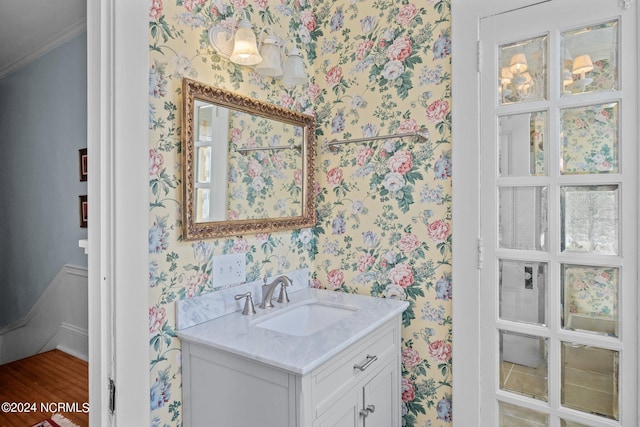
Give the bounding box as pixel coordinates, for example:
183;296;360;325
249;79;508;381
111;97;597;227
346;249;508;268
0;264;88;364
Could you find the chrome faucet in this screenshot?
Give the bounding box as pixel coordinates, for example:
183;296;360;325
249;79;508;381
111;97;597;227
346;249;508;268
260;275;292;309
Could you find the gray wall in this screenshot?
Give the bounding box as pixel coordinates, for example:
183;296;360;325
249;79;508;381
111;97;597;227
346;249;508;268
0;33;88;327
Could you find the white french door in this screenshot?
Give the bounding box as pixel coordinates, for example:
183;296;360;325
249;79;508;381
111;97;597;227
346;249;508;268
479;1;637;426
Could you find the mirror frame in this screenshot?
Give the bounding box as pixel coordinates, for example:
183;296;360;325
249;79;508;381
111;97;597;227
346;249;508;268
182;78;316;240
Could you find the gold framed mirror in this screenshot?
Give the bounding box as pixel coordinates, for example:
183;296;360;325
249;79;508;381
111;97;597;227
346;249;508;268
182;78;316;240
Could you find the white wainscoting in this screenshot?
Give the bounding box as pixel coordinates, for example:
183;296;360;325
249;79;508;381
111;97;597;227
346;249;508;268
0;264;88;364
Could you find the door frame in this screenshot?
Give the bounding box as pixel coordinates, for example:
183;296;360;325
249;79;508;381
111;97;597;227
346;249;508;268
451;0;640;424
87;0;149;424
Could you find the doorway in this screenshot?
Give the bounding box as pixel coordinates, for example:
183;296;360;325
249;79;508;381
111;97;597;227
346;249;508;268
453;1;638;425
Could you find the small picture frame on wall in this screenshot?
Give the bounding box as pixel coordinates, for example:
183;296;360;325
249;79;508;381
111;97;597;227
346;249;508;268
79;148;88;181
79;195;88;228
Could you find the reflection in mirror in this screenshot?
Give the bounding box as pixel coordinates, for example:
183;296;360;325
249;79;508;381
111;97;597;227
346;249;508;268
499;259;547;326
561;342;619;420
499;111;547;176
560;185;618;255
561;264;618;337
499;401;548;427
561;20;619;96
560;102;618;175
498;35;548;104
499;186;548;251
182;78;316;240
500;330;549;402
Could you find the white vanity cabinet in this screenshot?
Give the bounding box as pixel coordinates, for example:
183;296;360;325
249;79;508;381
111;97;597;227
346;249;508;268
181;316;402;427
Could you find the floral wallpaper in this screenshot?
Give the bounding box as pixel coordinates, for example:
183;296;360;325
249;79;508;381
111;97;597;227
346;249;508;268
226;110;303;220
148;0;452;426
560;102;618;174
563;264;618;330
311;0;453;424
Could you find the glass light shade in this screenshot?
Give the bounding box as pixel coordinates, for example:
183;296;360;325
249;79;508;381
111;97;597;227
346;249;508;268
281;50;307;87
230;19;262;66
255;37;283;77
563;69;573;85
509;53;528;74
572;54;594;76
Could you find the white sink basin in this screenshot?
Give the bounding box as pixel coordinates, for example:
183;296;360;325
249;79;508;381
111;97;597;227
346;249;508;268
255;301;357;336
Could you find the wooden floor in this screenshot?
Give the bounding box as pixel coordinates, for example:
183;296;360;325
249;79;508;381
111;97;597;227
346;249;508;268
0;350;88;426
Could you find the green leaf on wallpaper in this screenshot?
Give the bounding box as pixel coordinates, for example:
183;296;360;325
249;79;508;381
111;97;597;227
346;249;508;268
402;305;415;328
395;74;414;100
405;285;425;300
168;401;181;422
404;170;423;185
396;189;414;213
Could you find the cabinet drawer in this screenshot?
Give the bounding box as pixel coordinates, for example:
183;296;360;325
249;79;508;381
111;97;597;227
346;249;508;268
312;320;398;418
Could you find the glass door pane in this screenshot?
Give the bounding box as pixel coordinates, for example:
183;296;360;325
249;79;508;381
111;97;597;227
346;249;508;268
560;20;619;96
498;36;548;104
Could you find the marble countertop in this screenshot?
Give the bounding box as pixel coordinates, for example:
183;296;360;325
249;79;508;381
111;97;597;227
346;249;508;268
177;287;408;375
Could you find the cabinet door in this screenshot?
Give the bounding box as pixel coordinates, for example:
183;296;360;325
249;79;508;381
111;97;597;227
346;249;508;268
362;360;396;427
314;387;362;427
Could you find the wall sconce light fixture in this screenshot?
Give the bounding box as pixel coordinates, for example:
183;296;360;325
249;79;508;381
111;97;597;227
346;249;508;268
208;11;262;66
509;53;528;84
208;16;306;87
572;54;594;91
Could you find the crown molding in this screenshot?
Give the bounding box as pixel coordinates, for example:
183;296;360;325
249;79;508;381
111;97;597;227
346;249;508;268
0;17;87;80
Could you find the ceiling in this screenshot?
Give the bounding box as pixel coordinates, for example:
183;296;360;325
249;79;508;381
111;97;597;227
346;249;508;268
0;0;86;79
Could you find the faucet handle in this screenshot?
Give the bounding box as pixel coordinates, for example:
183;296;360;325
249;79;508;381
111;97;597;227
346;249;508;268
234;292;256;315
277;283;290;303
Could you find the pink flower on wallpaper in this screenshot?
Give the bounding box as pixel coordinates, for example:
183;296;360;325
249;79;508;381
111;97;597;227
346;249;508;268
427;219;451;243
355;40;374;61
244;136;258;148
184;282;197;298
396;4;418;26
230;128;242;142
247;159;263;178
255;233;270;243
388;263;414;288
401;378;415;402
386;35;412;62
231;0;247;8
356;146;375;166
388;150;413;174
294;169;303;187
426;99;449;123
398;118;419;134
325;65;343;87
402;347;422;368
149;0;163;20
183;0;205;12
149;149;164;176
149;306;166;333
326;167;344;187
356;253;376;272
300;10;316;31
271;153;284;169
232;238;249;253
307;83;321;101
280;93;294;108
310;278;323;289
327;269;345;289
428;340;452;363
228;210;240;220
398;233;420;252
187;271;208;290
254;0;268;9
